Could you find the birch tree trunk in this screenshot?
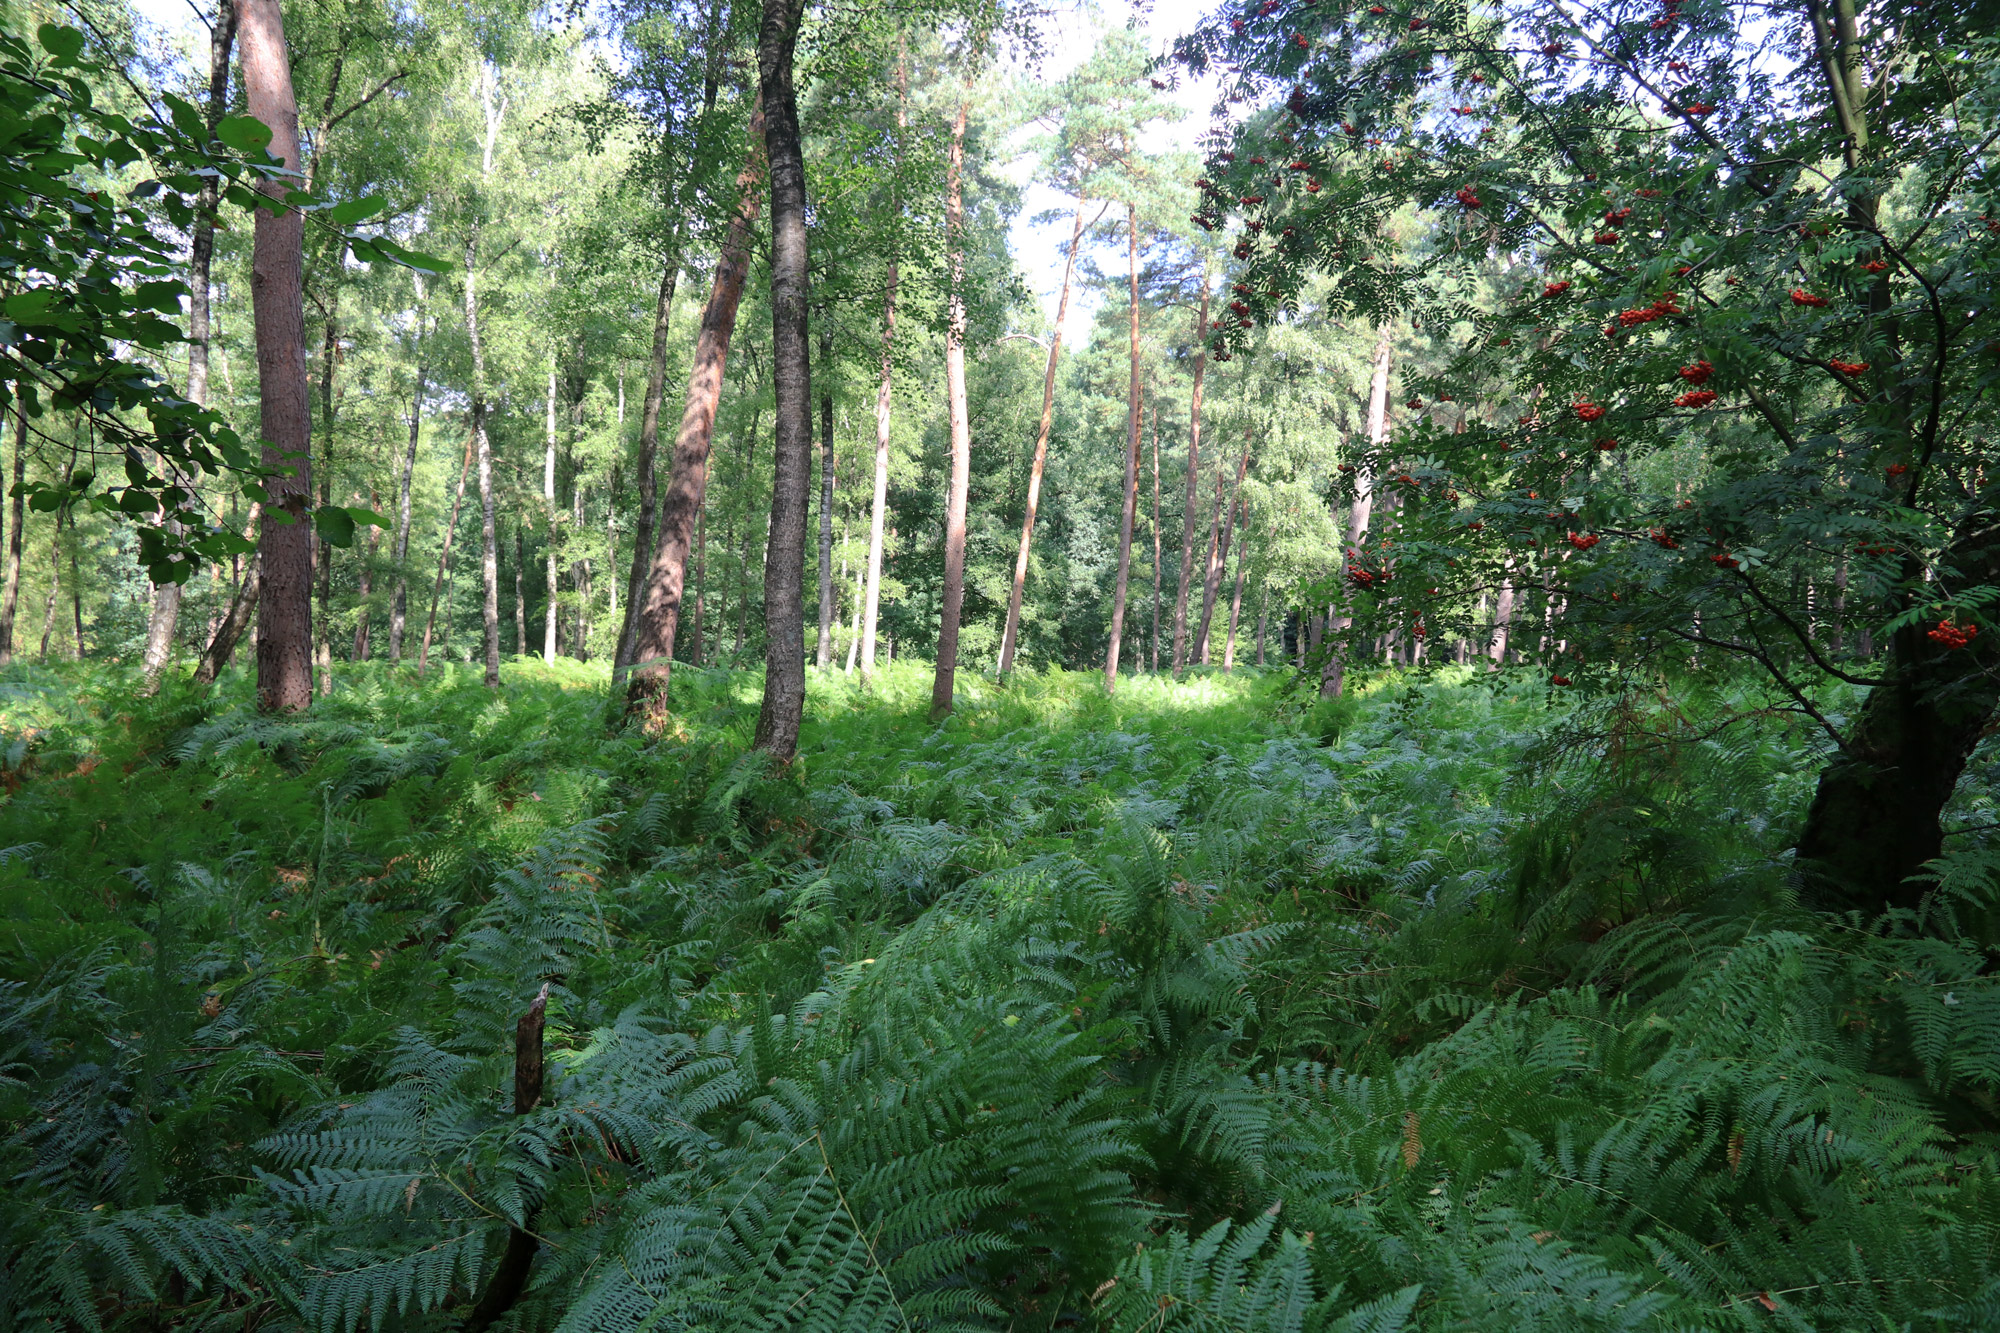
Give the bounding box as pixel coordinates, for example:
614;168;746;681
1195;442;1249;665
859;49;907;685
997;197;1088;680
542;364;558;664
240;0;314;712
1170;270;1210;677
613;264;678;676
1223;492;1248;672
419;436;475;674
352;488;378;659
1103;200;1143;694
930;92;972;721
624;107;765;716
387;332;423;661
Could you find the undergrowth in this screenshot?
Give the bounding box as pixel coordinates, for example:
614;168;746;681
2;658;1998;1330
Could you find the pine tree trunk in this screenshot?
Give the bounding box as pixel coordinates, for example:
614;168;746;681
143;0;236;690
0;403;24;663
1150;387;1162;673
241;0;313;711
613;263;678;677
624;107;765;716
859;49;907;686
1104;201;1144;694
1190;473;1225;664
1170;271;1210;677
419;436;475;674
753;0;812;759
388;343;423;661
466;236;499;688
690;495;705;664
313;303;339;694
998;197;1086;680
931;93;972;722
815;326;835;667
1195;444;1250;665
1323;324;1391;697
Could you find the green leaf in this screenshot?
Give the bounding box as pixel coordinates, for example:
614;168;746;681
313;505;357;547
36;24;85;64
215;114;274;155
345;506;388;530
325;195;385;225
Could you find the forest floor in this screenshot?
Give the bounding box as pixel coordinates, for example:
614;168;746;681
3;660;1998;1329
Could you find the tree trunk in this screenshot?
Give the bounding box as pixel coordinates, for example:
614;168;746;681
931;92;972;722
241;0;313;711
1170;270;1210;677
690;493;705;664
388;340;423;661
998;197;1087;680
1149;386;1161;673
36;524;61;660
193;504;262;686
1190;473;1225;664
465;235;499;688
352;488;378;659
755;0;812;758
0;403;23;662
542;363;558;664
1255;582;1268;666
418;436;475;674
624;107;765;716
859;49;907;686
1104;200;1144;695
1223;490;1248;672
1323;324;1391;697
514;522;528;656
815;326;836;667
1796;511;2000;913
1195;443;1250;665
613;263;678;677
312;300;339;694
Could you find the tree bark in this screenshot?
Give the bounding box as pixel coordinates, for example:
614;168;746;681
1104;200;1145;695
513;521;528;656
241;0;313;712
419;436;475;674
193;504;262;686
542;363;558;664
313;300;338;694
1170;270;1210;677
1323;324;1390;697
387;336;423;661
931;92;973;721
1195;444;1249;665
465;236;499;688
998;197;1088;680
1149;385;1161;673
754;0;812;760
0;403;23;662
352;488;378;659
1223;488;1248;672
815;326;836;667
624;107;766;717
143;0;236;689
613;263;677;676
859;49;907;686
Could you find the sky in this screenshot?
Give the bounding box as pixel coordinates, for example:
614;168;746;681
125;0;1224;325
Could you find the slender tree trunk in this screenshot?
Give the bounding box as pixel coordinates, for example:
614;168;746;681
312;301;339;694
998;197;1087;680
625;107;766;715
614;263;678;676
815;327;836;667
859;49;907;686
690;494;706;664
571;482;590;659
1104;200;1144;694
513;522;527;656
142;0;236;688
1223;492;1248;672
193;504;262;685
1255;582;1268;666
1171;270;1210;677
845;558;862;672
352;488;378;659
1190;474;1225;664
388;343;422;661
0;403;24;662
1195;443;1250;664
542;363;558;664
931;92;973;721
1323;324;1391;696
1491;561;1515;664
463;237;499;688
1150;386;1161;673
240;0;313;711
419;436;475;674
37;525;60;660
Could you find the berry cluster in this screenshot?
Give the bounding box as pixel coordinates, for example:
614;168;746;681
1928;620;1978;650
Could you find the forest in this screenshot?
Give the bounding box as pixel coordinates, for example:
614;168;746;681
3;0;2000;1325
